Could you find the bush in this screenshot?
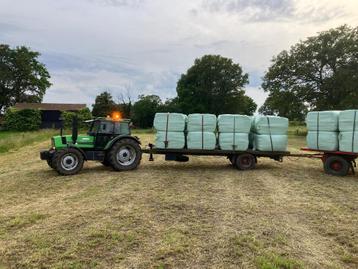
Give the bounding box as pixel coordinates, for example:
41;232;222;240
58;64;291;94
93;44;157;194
62;108;92;130
4;108;41;131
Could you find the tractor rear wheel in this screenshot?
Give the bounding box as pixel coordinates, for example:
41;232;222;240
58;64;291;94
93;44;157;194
108;139;142;171
53;148;84;176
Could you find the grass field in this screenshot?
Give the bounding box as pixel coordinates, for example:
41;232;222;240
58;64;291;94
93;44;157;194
0;131;357;268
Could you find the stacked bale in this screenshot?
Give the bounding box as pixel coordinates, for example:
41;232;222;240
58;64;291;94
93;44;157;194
218;114;251;150
339;110;358;153
153;113;187;149
252;116;289;151
306;111;340;151
187;114;216;150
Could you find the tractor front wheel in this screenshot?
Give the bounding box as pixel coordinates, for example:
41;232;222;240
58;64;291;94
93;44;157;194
53;148;84;176
108;139;142;171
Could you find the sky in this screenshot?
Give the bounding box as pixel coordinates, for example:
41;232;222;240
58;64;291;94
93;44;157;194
0;0;357;109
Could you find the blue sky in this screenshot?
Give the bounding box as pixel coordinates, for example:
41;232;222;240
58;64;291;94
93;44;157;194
1;0;357;109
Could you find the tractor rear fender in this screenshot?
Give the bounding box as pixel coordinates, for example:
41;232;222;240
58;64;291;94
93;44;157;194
104;135;141;151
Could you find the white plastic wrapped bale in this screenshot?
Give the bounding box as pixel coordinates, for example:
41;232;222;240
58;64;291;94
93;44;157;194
252;116;289;135
218;114;252;133
253;134;288;152
306;111;340;132
339;132;358;153
339;110;358;132
187;132;216;150
306;131;339;151
153;113;187;132
187;114;217;132
155;131;185;149
218;133;249;151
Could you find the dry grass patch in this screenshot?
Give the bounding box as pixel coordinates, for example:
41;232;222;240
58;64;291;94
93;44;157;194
0;132;357;268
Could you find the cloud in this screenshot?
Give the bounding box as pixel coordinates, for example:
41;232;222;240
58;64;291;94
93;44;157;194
201;0;345;22
86;0;145;7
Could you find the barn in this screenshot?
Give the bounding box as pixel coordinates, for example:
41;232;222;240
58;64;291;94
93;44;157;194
13;103;87;129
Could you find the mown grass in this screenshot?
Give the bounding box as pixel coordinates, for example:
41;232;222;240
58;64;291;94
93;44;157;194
0;130;357;269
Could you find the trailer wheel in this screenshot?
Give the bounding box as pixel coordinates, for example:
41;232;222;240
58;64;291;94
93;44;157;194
324;156;350;176
53;148;84;176
108;138;142;171
235;153;256;170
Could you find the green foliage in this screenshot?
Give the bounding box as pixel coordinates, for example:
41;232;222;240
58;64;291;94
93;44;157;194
62;108;92;129
131;95;162;128
0;44;51;114
4;108;41;131
261;25;358;120
92;91;116;117
177;55;257;115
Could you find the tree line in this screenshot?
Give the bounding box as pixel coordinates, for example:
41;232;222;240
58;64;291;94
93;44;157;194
1;25;357;128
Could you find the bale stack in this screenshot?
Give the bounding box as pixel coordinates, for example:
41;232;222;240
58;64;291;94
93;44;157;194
153;113;187;149
252;116;288;151
187;114;216;150
217;114;251;150
306;111;340;151
339;110;358;153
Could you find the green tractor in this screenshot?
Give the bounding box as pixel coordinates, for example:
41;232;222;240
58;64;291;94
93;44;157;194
40;116;142;175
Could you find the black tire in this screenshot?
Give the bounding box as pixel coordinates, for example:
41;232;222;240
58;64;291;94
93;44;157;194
108;138;142;171
235;153;256;170
324;156;350;176
52;148;84;176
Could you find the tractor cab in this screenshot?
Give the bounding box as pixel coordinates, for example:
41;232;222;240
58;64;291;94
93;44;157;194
40;114;142;176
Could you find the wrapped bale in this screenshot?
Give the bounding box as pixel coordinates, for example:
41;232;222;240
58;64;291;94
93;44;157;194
338;110;358;153
218;133;249;151
187;114;217;132
339;110;358;132
253;135;288;152
153;113;187;132
187;132;216;150
305;111;340;151
218;114;252;133
153;113;187;149
252;116;288;151
252;116;288;135
306;131;339;151
339;132;358;153
306;111;340;132
155;131;185;149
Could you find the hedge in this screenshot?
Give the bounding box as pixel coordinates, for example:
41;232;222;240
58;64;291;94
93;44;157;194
4;108;42;131
62;108;92;130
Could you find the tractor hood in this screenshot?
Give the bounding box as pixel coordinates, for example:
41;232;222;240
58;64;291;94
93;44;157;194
52;135;94;149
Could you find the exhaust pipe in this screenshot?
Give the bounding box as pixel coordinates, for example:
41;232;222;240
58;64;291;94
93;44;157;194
72;115;78;144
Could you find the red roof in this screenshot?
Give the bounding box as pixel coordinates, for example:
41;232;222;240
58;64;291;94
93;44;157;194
13;103;87;111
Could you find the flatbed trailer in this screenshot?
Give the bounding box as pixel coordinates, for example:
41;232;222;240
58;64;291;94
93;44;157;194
142;143;291;171
142;144;357;176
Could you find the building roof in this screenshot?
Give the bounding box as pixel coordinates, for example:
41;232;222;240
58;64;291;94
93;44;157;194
13;103;87;111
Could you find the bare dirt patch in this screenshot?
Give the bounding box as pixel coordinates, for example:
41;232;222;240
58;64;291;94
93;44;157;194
0;134;357;268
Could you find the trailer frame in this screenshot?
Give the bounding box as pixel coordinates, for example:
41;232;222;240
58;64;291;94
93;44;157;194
142;143;291;170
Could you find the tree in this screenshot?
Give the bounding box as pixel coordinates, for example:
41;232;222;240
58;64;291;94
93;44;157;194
92;91;116;117
131;95;162;128
177;55;257;115
261;25;358;119
0;45;51;114
159;97;182;113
